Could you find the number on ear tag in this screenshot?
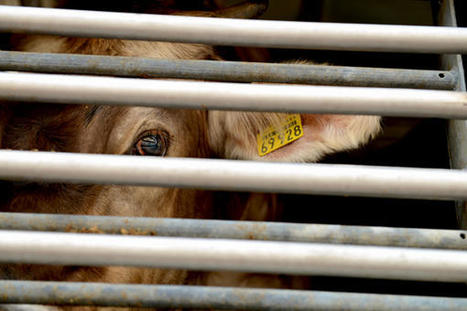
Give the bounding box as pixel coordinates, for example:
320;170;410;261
257;114;304;157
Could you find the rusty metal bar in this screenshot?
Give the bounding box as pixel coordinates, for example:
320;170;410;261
0;51;456;89
1;281;467;310
1;5;467;53
1;231;467;282
0;212;466;250
1;151;467;200
1;72;467;118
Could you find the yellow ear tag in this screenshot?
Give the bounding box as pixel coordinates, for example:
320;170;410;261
257;114;304;157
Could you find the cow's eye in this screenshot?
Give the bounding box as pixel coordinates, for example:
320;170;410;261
132;130;169;156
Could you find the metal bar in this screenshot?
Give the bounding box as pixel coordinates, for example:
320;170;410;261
441;0;467;229
1;150;467;200
1;73;467;118
1;212;466;250
2;231;467;282
1;281;467;310
1;6;467;53
0;51;456;90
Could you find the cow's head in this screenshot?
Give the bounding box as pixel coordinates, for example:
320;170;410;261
0;0;381;220
0;0;381;286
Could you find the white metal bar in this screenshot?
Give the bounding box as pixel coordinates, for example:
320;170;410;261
0;72;466;118
1;230;467;282
0;150;466;200
0;5;467;53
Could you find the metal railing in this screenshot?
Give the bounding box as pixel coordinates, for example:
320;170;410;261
0;0;467;310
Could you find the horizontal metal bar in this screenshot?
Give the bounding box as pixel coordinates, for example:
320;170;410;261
1;231;467;282
0;51;457;89
1;281;467;310
1;150;467;200
1;212;466;250
1;6;467;53
1;73;467;118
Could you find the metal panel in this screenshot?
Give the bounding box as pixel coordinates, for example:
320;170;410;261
1;150;467;200
1;5;467;52
0;51;456;89
1;72;467;118
1;231;467;282
1;281;467;311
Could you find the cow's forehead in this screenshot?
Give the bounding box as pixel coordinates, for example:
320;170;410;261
88;106;172;155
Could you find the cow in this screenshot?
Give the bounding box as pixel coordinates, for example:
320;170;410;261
0;1;381;310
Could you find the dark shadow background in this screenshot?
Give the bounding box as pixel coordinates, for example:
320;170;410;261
216;0;466;297
273;0;466;297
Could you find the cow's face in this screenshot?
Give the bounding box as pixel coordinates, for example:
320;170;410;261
0;2;381;289
0;100;214;289
78;106;212;219
0;32;382;214
1;104;211;216
0;36;219;222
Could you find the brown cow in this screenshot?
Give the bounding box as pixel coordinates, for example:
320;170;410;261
0;2;381;310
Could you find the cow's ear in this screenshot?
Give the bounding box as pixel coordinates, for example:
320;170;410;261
208;111;381;162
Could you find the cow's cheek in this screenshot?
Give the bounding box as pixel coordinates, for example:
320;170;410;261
90;186;171;217
91;186;211;219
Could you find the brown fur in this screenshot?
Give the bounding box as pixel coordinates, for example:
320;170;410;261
0;6;381;311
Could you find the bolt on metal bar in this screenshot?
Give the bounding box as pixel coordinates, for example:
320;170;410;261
1;231;467;282
0;212;466;250
1;72;467;118
0;51;457;90
1;281;467;311
1;150;467;200
1;6;467;53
